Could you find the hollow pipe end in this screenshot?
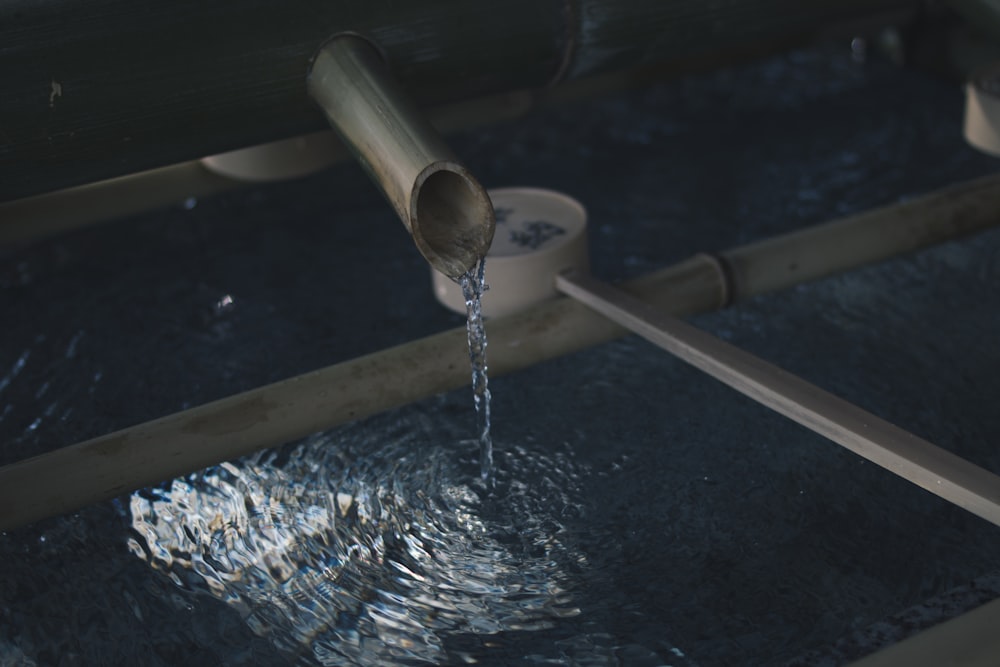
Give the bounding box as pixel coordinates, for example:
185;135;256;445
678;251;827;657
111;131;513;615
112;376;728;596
430;187;589;317
411;161;496;279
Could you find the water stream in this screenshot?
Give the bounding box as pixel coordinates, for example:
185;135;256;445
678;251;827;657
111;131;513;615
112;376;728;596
458;258;493;483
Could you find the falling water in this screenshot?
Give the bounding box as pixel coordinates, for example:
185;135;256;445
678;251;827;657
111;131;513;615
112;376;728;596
458;258;493;482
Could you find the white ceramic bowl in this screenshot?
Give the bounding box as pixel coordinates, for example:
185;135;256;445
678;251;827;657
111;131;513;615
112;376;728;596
965;68;1000;157
431;187;589;317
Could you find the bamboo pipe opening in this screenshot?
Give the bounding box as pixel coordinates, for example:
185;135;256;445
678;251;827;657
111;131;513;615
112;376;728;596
308;35;495;278
412;164;495;279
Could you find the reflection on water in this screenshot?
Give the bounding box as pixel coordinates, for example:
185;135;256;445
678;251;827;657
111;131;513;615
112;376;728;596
128;421;585;665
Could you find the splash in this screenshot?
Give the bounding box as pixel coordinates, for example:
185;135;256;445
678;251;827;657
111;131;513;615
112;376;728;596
128;419;584;665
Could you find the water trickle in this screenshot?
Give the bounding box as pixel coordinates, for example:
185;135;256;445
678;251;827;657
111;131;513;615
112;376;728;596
458;259;493;483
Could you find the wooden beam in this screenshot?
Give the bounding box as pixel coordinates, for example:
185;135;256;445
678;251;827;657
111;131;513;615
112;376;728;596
555;271;1000;527
846;597;1000;667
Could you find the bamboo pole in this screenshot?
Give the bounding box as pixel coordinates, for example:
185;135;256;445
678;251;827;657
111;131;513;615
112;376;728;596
0;163;240;245
0;256;725;532
721;174;1000;296
308;35;495;279
0;35;860;245
0;90;533;246
1;0;919;202
556;271;1000;527
2;173;1000;531
845;596;1000;667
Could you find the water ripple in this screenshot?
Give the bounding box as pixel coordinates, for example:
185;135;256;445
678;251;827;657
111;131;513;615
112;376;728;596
128;423;585;665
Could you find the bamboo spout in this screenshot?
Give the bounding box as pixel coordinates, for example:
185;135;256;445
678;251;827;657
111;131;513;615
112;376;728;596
308;35;495;279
